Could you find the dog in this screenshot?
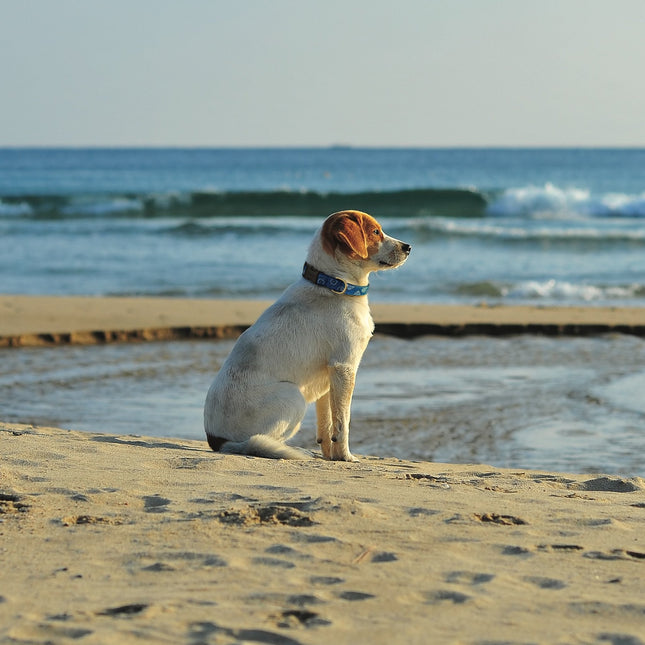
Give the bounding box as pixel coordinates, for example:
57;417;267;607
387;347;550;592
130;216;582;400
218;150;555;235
204;210;411;460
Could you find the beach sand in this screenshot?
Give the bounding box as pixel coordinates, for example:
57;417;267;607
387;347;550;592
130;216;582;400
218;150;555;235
2;294;645;346
1;296;645;643
1;423;644;644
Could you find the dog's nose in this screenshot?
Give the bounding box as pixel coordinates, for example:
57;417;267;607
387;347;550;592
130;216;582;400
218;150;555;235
401;242;411;254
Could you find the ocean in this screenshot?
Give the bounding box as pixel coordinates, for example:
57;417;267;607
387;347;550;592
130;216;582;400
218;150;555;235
1;147;645;305
1;148;644;475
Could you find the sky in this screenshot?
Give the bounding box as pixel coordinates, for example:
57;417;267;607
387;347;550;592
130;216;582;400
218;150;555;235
2;0;645;147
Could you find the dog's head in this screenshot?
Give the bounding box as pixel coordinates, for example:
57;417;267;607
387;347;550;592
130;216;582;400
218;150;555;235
321;210;411;270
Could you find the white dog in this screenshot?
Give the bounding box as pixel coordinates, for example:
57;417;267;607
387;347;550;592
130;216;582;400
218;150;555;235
204;210;411;461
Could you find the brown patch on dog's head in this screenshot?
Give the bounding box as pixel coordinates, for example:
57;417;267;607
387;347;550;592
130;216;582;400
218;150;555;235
321;211;384;260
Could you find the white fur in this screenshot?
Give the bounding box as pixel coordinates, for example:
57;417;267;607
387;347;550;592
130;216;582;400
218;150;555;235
204;211;410;461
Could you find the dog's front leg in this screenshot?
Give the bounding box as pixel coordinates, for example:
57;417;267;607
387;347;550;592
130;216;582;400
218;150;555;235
315;392;333;460
328;362;359;462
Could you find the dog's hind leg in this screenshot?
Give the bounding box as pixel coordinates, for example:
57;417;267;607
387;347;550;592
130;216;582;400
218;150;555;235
207;381;310;459
260;381;308;443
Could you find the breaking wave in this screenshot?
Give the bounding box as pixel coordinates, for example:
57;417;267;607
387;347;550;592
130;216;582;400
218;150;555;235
415;216;645;244
487;183;645;218
454;280;645;302
0;188;488;220
3;183;645;223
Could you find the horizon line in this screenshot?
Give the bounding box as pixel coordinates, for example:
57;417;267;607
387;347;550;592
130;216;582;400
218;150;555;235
2;143;645;150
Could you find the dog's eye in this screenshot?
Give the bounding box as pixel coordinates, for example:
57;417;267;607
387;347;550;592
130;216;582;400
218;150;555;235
373;228;381;236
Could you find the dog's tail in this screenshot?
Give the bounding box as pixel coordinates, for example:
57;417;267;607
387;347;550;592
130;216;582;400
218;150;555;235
208;434;309;460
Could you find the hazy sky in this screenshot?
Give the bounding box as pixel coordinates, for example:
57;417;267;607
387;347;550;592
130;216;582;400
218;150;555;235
3;0;645;147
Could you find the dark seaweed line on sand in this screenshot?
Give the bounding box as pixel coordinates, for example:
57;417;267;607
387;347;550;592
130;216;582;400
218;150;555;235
2;321;645;348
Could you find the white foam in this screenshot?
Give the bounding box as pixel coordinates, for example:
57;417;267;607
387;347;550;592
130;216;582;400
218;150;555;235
146;191;192;209
595;372;645;416
598;192;645;217
62;197;144;216
487;183;590;217
416;216;645;242
0;199;33;217
487;183;645;218
507;280;644;302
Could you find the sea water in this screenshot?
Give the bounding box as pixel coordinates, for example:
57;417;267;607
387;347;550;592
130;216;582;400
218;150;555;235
1;148;644;475
1;334;643;476
1;147;644;305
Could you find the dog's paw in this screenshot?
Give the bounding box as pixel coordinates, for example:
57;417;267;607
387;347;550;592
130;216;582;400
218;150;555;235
318;444;332;460
331;452;359;463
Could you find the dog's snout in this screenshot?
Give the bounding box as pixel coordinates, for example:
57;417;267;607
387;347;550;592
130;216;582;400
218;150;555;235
401;242;411;254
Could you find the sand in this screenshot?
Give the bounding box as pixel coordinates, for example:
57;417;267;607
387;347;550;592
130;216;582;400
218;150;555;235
2;294;645;346
0;423;644;644
1;296;645;643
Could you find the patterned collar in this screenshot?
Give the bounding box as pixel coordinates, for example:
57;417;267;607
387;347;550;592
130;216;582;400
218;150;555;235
302;262;369;296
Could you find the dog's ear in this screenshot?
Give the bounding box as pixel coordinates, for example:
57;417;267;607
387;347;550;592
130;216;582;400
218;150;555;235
322;212;368;259
336;216;369;259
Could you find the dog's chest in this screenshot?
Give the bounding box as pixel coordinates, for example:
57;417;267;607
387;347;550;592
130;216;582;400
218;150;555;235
347;301;375;343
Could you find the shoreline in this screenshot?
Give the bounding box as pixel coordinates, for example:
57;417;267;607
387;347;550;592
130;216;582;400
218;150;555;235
1;422;644;643
2;295;645;347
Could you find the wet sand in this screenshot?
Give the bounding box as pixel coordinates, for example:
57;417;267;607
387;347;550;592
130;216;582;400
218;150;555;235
2;294;645;346
2;333;644;475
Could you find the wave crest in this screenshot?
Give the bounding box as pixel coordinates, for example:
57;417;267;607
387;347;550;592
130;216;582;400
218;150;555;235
0;188;488;220
416;216;645;244
508;280;645;302
4;183;645;221
487;183;645;218
0;199;33;217
454;279;645;302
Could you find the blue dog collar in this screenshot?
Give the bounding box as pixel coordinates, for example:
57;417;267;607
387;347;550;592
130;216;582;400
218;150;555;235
302;262;369;296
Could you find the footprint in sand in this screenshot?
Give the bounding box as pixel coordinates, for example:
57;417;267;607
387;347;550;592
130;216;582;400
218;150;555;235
537;544;584;553
218;504;315;527
310;576;344;585
523;576;567;590
425;590;471;605
292;533;337;544
69;493;90;502
0;493;29;514
190;622;307;645
138;551;227;570
408;507;441;517
337;591;375;601
141;562;176;572
596;631;645;645
278;609;331;629
253;484;302;494
584;549;645;562
167;457;211;470
97;603;148;616
264;545;312;565
474;512;527;526
142;495;171;513
571;476;642;493
60;515;121;526
570;601;645;620
251;557;296;569
286;594;324;607
445;571;495;586
500;545;533;557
